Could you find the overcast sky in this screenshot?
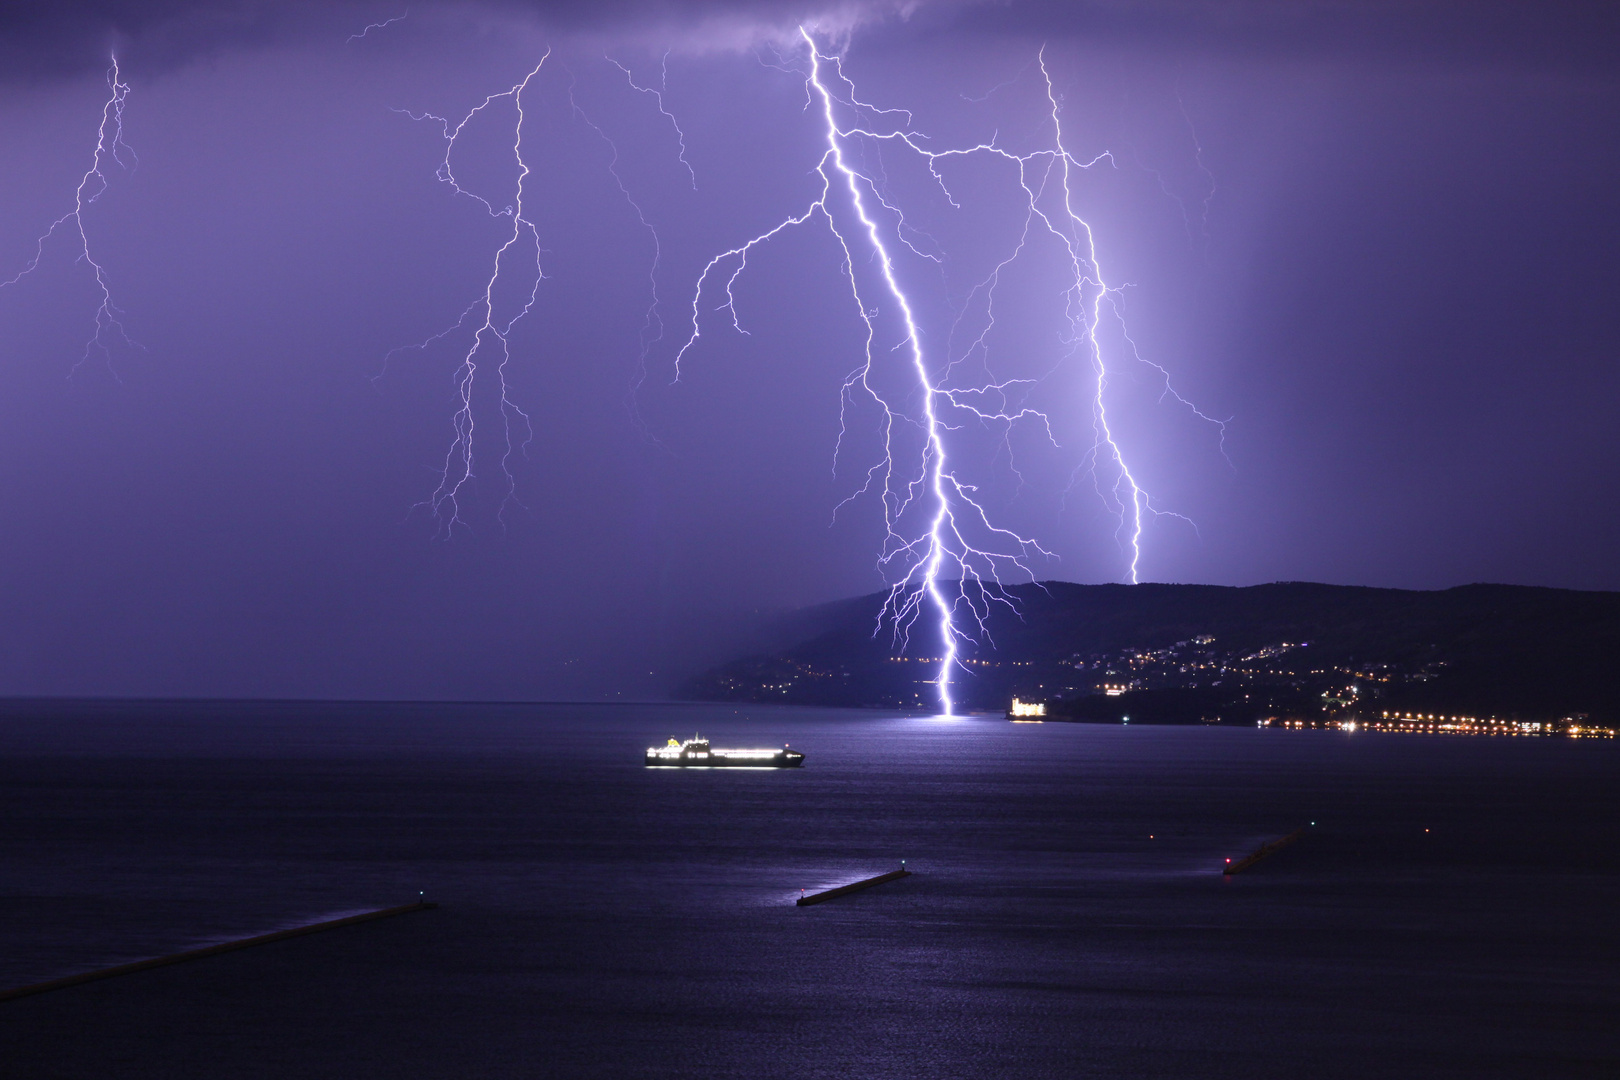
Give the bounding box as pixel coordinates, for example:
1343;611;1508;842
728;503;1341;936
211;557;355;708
1;1;1616;698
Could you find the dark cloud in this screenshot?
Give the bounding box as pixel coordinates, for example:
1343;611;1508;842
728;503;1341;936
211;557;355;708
2;0;1616;700
948;1;1620;72
0;1;906;79
8;0;1619;80
0;1;319;77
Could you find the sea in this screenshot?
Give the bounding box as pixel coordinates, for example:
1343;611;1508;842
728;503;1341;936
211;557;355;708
0;700;1615;1079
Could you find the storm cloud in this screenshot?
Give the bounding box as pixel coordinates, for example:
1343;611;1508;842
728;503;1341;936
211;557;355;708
7;1;1619;78
1;0;1616;699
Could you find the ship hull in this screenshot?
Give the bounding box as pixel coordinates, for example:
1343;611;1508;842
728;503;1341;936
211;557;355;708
644;752;804;768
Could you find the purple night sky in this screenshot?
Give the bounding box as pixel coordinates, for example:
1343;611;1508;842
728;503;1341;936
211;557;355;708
1;1;1616;700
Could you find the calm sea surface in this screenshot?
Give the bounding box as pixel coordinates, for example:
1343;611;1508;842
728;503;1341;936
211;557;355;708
0;700;1615;1078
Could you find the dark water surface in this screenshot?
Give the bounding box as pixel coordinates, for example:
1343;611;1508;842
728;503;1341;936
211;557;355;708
0;700;1615;1078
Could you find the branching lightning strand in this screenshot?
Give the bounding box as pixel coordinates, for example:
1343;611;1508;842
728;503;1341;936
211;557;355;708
347;10;408;44
567;65;675;430
382;53;549;534
607;52;696;190
677;29;1070;714
1;55;142;378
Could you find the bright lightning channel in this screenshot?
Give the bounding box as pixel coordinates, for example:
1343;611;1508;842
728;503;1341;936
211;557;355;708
1029;51;1226;580
847;50;1222;585
1;55;141;378
678;29;1059;715
805;44;1227;586
677;32;1227;713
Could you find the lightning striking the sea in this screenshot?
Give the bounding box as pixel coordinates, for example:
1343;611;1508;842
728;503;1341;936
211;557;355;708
680;29;1057;714
1;56;140;378
676;30;1224;713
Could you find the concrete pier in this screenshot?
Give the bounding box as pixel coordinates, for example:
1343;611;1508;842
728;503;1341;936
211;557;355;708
0;900;437;1003
1223;828;1306;875
797;870;912;906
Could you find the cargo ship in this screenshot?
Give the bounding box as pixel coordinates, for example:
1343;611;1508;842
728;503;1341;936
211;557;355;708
644;735;804;768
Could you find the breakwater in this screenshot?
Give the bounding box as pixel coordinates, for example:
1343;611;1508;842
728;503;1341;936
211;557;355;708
797;870;912;906
0;900;437;1003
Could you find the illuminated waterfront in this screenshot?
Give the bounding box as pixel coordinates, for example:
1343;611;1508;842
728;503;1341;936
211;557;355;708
1255;712;1616;738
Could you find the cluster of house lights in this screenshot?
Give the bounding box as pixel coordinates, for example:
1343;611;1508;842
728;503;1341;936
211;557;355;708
1252;713;1613;738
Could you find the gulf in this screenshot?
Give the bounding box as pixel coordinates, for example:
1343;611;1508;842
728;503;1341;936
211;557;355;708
0;700;1615;1078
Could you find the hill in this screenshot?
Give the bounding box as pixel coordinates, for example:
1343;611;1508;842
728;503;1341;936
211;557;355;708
675;582;1620;722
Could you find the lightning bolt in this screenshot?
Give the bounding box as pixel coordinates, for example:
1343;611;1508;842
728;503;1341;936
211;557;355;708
678;32;1228;713
347;10;408;44
832;47;1227;583
567;62;679;434
679;29;1066;715
1030;51;1226;581
607;52;696;190
1;55;141;378
383;53;549;534
382;50;684;531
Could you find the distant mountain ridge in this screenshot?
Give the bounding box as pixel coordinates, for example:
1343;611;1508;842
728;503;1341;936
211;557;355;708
676;582;1620;722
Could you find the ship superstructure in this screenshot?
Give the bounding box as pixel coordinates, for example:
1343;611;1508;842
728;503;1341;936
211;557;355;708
644;735;804;768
